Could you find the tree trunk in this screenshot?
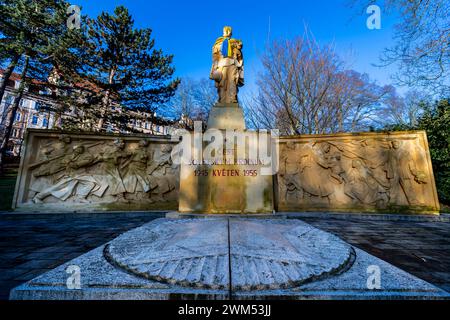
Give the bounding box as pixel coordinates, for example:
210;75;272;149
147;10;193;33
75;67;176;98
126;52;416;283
0;56;29;173
0;53;21;105
97;68;116;131
314;113;319;134
97;90;110;131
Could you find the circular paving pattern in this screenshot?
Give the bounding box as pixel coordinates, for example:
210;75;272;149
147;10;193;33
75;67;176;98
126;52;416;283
105;218;354;290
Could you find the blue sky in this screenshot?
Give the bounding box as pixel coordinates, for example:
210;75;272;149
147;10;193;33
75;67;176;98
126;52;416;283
74;0;403;95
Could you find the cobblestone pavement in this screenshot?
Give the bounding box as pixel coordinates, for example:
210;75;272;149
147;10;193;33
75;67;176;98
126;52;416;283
291;215;450;294
0;212;449;300
0;212;164;300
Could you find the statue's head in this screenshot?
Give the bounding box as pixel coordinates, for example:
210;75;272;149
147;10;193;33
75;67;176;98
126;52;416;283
391;140;401;149
160;144;173;154
352;159;363;168
320;143;331;153
59;134;71;144
223;26;232;38
114;138;125;150
139;139;149;148
285;141;296;150
73;145;85;155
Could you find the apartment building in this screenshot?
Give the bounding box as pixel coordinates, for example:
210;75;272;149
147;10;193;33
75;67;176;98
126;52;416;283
0;70;176;157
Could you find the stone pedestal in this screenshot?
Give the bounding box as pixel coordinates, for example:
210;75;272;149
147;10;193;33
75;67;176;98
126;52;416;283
179;162;274;214
179;103;274;214
207;103;246;130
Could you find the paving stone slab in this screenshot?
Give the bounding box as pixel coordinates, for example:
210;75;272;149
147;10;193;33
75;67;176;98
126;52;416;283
229;219;353;291
106;218;230;290
9;218;450;300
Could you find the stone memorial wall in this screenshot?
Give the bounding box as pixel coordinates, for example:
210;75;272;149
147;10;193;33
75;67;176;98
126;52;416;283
178;131;275;214
12;130;179;211
276;131;440;213
13;129;440;214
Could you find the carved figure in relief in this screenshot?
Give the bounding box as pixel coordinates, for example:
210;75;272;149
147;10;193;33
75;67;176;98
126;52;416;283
27;137;181;204
294;143;340;202
97;139;129;200
327;139;391;188
32;145;103;203
31;135;73;179
316;143;345;184
387;140;427;205
148;144;178;201
36;135;71;163
344;159;389;206
122;140;152;195
279;142;303;201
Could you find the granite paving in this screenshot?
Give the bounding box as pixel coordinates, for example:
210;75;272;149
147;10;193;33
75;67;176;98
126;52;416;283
0;211;449;299
10;218;448;300
0;212;164;300
290;214;450;293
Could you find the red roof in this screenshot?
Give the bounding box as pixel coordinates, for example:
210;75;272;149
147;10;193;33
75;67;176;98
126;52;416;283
0;69;44;86
0;68;101;93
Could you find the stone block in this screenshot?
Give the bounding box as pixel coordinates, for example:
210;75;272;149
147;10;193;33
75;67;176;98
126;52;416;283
178;130;274;214
12;130;179;212
207;103;246;130
276;131;440;214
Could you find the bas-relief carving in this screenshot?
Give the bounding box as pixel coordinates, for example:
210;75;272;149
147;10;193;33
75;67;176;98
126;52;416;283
22;134;179;207
16;131;439;214
146;144;178;202
278;134;438;212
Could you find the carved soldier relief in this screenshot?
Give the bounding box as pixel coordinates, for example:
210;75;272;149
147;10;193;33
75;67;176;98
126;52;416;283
17;133;180;210
13;130;438;213
277;132;439;212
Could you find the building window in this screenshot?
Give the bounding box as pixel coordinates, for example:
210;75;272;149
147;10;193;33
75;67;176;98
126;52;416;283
15;113;21;122
35;102;51;111
43;118;48;128
5;95;14;105
32;115;39;125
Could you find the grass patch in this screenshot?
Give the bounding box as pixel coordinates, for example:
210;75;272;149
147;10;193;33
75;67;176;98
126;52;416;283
0;169;17;211
440;203;450;214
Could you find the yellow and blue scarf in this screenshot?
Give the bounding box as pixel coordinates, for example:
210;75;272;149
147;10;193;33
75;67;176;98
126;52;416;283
214;36;232;58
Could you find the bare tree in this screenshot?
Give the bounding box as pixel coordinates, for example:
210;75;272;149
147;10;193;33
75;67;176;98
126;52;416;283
350;0;450;95
165;77;216;128
380;88;429;127
244;33;390;135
